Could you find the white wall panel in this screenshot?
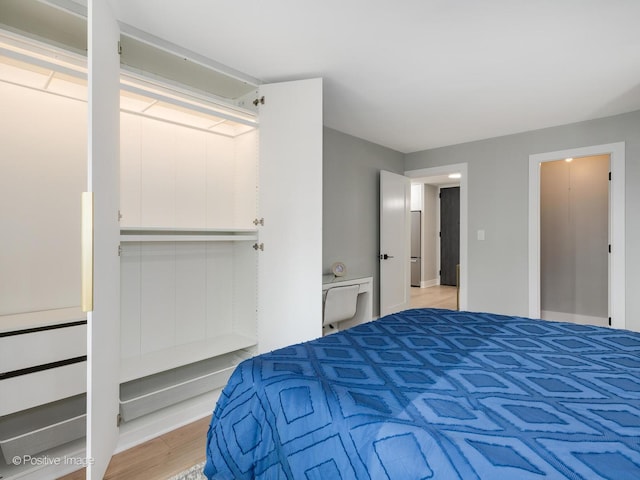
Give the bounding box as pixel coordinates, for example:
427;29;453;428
205;134;235;227
120;113;141;227
234;130;259;229
140;119;175;227
140;243;175;354
120;243;141;359
205;242;234;336
174;127;206;228
175;243;207;344
0;82;86;316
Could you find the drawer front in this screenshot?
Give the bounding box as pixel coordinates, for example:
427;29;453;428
0;362;86;417
0;324;86;373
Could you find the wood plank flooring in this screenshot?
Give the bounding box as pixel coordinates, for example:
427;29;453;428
57;416;210;480
57;286;456;480
410;285;457;310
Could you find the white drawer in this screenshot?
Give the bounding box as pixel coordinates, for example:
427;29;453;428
0;324;86;373
0;362;86;417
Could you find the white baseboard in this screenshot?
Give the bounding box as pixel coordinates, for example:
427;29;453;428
541;310;608;327
420;279;439;288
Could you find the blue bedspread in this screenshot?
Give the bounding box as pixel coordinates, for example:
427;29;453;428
204;309;640;479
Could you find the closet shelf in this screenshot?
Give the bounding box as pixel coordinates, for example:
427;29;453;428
120;333;257;383
120;227;258;242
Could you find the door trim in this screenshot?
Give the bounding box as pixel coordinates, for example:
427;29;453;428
405;163;468;310
528;142;625;328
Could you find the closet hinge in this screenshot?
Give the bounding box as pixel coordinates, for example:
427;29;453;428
117;41;122;55
253;217;264;226
117;413;122;427
253;243;264;251
118;245;122;256
118;210;123;222
253;96;265;107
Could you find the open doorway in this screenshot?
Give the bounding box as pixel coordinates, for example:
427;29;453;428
540;155;609;326
529;142;625;329
407;170;463;310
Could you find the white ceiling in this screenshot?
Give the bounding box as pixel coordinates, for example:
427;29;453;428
108;0;640;153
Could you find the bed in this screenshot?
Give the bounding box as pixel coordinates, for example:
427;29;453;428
204;308;640;479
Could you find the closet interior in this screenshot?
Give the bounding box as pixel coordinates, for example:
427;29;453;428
0;19;267;478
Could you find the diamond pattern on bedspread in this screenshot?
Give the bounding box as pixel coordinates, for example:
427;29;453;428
205;308;640;479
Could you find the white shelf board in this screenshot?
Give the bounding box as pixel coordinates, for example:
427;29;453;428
0;307;85;334
119;234;257;242
120;333;257;383
119;227;258;242
120;226;258;233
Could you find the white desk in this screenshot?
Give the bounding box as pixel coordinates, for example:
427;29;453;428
322;274;373;333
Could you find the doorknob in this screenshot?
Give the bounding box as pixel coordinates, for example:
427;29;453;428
379;253;394;260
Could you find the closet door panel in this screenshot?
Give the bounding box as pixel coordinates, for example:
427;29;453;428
174;127;206;228
140;119;175;227
175;243;207;344
120;113;142;227
87;0;121;476
205;135;235;228
139;243;175;354
258;78;322;353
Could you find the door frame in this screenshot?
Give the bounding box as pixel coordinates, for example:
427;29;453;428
405;163;468;310
528;142;625;328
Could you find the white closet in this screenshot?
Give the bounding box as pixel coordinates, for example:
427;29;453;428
0;3;322;478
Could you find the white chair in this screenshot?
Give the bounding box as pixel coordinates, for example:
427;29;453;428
323;285;359;328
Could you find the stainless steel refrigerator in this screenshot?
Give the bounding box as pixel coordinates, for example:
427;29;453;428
411;211;421;287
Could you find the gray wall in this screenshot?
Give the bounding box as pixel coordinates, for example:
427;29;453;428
540;156;609;318
323;127;404;317
405;109;640;332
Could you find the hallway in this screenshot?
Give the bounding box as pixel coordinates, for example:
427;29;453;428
410;285;457;310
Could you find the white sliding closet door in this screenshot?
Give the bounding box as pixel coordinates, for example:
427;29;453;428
258;78;323;353
86;0;121;478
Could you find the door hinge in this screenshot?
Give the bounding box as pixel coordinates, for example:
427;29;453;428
117;41;122;55
608;244;611;253
609;171;611;181
118;245;122;256
118;210;123;222
117;413;122;427
253;243;264;251
253;217;264;226
253;96;265;107
608;317;612;326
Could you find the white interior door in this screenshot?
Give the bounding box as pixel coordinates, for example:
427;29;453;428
257;78;322;353
86;0;121;477
380;170;411;316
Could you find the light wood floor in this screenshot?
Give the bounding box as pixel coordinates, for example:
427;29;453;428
410;285;458;310
57;287;456;480
57;416;210;480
